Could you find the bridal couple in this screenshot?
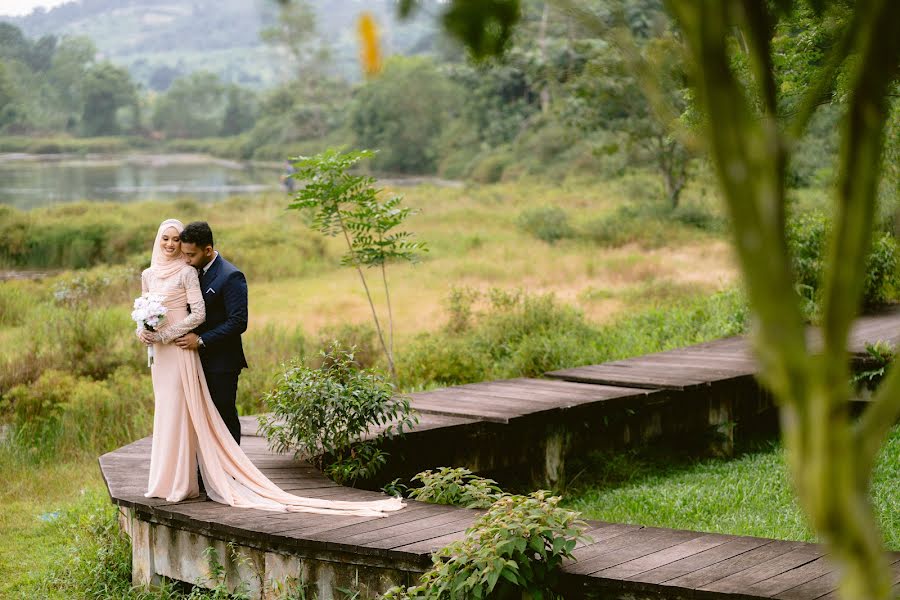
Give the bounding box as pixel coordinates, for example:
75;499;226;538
138;218;403;517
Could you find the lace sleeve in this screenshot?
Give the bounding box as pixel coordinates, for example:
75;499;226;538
158;267;207;344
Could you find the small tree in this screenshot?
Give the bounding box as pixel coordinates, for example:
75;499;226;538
288;149;427;383
258;345;416;485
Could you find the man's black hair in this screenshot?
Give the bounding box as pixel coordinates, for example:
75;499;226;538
181;221;214;248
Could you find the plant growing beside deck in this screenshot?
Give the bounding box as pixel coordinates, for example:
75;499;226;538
287;149;428;384
258;345;417;485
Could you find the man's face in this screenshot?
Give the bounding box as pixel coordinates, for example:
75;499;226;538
182;242;214;269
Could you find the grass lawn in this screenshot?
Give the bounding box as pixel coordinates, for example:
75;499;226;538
0;453;106;597
563;426;900;550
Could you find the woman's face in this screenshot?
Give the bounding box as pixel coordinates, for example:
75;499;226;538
159;227;181;258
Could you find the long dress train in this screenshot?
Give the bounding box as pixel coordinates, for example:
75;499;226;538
142;263;403;517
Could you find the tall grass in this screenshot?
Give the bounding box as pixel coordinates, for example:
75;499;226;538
0;195;328;278
399;287;747;389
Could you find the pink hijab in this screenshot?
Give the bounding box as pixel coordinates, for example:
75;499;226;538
150;218;186;279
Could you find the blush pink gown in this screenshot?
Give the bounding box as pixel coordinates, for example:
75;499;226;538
141;262;403;517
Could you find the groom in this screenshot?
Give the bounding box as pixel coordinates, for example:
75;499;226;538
176;221;248;446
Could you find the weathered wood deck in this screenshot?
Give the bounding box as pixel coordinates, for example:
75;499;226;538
101;310;900;599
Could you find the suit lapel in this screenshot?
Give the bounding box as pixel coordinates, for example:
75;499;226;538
203;255;222;290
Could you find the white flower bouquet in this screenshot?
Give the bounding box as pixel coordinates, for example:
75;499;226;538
132;294;167;366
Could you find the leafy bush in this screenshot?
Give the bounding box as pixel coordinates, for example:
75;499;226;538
672;203;725;232
863;235;900;307
384;491;587;600
408;467;505;509
581;210;671;248
787;211;827;311
315;322;379;370
469;148;514;183
400;290;597;388
399;334;491;388
581;200;723;248
1;367;154;462
517;206;573;244
399;288;749;390
853;341;895;393
257;345;417;485
787;211;899;315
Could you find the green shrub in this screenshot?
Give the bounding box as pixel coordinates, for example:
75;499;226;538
853;341;895;393
581;209;669;248
580;200;722;248
315;322;379;370
1;367;154;462
384;491;587;600
399;334;491;388
863;234;900;307
517;206;573;244
787;211;899;315
398;287;749;391
408;467;505;509
469;147;514;184
672;203;726;232
258;345;417;485
400;290;600;389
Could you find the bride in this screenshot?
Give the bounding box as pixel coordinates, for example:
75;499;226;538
137;219;403;517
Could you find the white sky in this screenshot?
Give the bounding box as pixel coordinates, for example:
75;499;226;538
0;0;74;17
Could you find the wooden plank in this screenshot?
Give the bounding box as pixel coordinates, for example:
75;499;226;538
566;527;672;574
466;379;647;401
546;365;707;390
306;502;455;542
413;385;638;416
436;385;605;408
700;546;823;593
394;529;468;554
407;396;513;422
814;556;900;599
595;533;733;580
337;510;477;547
413;388;566;413
774;570;839;600
574;522;620;550
576;529;703;576
664;540;802;589
568;523;643;559
744;556;835;598
365;516;478;551
629;536;773;585
605;358;755;379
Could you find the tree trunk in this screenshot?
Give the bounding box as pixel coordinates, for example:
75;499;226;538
538;3;551;114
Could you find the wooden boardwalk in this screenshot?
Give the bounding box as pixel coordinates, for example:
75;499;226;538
100;309;900;598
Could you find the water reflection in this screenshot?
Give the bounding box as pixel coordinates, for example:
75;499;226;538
0;154;281;209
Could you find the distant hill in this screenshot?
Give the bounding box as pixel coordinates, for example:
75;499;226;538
1;0;443;90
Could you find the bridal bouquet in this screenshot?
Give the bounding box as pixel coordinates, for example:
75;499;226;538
132;294;167;367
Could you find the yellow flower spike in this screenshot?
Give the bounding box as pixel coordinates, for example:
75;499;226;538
357;12;382;77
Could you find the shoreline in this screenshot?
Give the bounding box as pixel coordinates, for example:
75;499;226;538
0;269;57;282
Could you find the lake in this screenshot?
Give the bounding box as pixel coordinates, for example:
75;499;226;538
0;154;283;210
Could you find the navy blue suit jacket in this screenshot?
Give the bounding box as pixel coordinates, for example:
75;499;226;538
194;254;248;373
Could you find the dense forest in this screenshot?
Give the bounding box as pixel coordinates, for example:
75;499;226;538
0;0;891;198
